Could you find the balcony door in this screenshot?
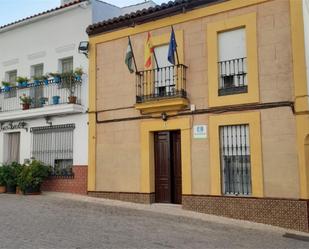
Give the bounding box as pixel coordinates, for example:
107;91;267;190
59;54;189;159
3;132;20;164
31;64;44;108
154;45;175;97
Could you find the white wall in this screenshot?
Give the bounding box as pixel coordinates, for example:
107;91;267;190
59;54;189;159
303;0;309;96
0;113;88;165
0;4;92;166
0;5;91;85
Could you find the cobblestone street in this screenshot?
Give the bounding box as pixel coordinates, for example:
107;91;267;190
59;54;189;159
0;193;308;249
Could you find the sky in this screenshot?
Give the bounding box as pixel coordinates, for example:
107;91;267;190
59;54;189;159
0;0;169;26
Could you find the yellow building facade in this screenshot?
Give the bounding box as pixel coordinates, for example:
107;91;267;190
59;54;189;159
87;0;309;232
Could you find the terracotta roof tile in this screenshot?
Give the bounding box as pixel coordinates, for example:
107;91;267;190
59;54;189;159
86;0;224;36
0;0;87;31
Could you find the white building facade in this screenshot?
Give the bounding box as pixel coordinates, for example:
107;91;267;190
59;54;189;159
0;0;155;193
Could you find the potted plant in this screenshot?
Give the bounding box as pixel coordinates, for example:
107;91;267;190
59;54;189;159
0;166;6;193
16;76;29;88
2;81;11;92
33;76;42;86
49;73;61;84
52;95;60;104
39;97;49;105
20;94;32;110
74;67;83;81
2;162;23;194
17;160;51;195
61;71;78;104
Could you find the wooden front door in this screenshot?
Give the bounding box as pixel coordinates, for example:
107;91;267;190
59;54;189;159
154;131;182;204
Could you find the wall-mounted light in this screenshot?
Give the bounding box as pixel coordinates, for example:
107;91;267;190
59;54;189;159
45;116;52;126
78;41;89;58
161;112;168;121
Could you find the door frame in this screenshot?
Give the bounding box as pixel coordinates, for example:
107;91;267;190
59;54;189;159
140;117;192;196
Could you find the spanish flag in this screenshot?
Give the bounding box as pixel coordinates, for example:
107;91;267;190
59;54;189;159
144;32;154;68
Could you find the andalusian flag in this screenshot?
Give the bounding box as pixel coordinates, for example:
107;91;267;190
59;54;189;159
144;32;154;68
125;38;134;73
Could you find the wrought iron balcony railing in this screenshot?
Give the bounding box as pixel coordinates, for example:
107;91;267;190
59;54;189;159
136;64;187;103
218;57;247;96
0;77;82;113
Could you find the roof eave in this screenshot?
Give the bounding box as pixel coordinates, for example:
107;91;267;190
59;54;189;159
0;0;89;34
87;0;226;36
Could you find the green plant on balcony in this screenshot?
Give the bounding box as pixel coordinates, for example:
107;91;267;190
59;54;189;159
16;76;29;88
33;74;49;86
74;67;83;80
49;72;61;83
61;71;78;104
19;94;32;110
1;81;12;92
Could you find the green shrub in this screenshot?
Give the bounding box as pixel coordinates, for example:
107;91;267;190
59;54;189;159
17;160;51;193
2;162;23;187
0;167;5;186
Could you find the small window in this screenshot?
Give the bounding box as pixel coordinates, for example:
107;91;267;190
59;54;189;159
31;64;44;78
219;124;251;195
4;70;17;98
218;28;247;96
60;57;73;73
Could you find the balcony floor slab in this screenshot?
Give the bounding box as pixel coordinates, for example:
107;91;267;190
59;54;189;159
0;104;85;122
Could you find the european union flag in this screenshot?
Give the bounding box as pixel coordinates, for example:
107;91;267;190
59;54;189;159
168;28;177;65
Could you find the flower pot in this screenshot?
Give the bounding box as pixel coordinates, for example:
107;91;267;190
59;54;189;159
24;185;41;195
4;86;11;92
16;186;22;195
0;185;6;193
54;76;61;84
6;185;16;194
39;98;47;105
68;96;77;104
22;103;30;110
34;80;40;86
52;96;60;105
44;79;49;85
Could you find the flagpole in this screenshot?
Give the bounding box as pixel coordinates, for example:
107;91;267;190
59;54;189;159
153;48;159;69
172;26;180;65
128;36;138;73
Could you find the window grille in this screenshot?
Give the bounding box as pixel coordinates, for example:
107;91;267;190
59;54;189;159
219;124;251;195
31;124;74;175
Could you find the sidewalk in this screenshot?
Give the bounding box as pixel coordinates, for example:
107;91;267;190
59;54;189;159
43;191;309;238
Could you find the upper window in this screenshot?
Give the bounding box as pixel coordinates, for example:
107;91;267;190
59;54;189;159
6;70;17;84
4;70;17;98
218;28;247;96
207;13;259;107
60;57;73;73
31;64;44;78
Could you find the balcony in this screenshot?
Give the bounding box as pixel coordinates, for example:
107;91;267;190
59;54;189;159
135;64;188;114
0;77;83;122
218;57;247;96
